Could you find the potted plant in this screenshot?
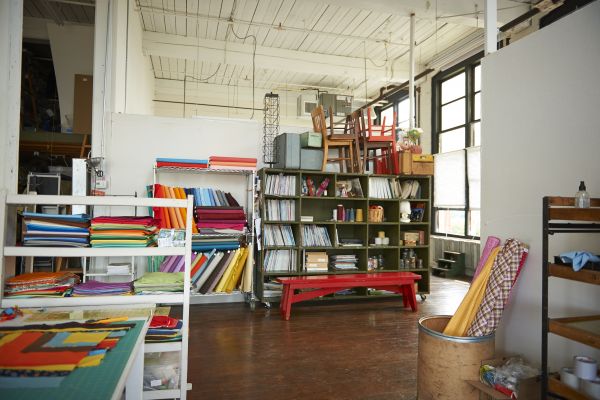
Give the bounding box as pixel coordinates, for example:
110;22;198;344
398;127;423;154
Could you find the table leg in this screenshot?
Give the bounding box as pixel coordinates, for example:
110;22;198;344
280;285;289;318
401;285;408;308
407;283;418;311
283;284;295;321
125;339;144;400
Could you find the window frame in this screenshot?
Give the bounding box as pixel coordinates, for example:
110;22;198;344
431;52;483;239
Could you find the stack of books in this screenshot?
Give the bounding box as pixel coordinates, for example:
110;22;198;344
266;199;295;221
265;174;296;196
209;156;257;170
263;250;296;272
304;251;328;272
264;225;295;246
330;255;359;271
368;177;401;199
302;225;332;247
155;158;208;169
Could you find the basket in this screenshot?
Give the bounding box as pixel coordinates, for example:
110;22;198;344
368;205;384;222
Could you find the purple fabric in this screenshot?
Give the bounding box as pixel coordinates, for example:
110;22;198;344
159;256;177;273
472;236;501;282
72;280;132;295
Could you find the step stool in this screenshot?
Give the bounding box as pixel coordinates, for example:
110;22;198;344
432;250;465;278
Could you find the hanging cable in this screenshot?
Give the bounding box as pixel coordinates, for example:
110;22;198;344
228;23;257;119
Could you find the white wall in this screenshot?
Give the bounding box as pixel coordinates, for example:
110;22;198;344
481;2;600;370
47;23;94;131
124;1;154;115
105;113;263;207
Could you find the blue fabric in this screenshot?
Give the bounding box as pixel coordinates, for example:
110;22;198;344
560;251;600;271
156;158;208;164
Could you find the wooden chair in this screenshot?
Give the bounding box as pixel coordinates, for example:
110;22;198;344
311;106;361;173
358;107;399;174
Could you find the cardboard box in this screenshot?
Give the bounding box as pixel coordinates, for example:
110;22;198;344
300;131;322;148
399;152;434;176
274;133;300;169
73;74;93;134
402;232;420;244
300;148;324;170
412;154;434;175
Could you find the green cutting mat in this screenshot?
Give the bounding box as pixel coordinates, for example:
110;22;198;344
0;320;145;400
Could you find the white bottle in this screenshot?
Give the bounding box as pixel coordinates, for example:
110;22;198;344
575;181;590;208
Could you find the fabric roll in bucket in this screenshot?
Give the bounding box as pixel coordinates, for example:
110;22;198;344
417;315;495;400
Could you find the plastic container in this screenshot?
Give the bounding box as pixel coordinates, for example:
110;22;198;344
575;181;590;208
417;315;495;400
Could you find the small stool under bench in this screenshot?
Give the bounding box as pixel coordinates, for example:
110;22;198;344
275;272;422;320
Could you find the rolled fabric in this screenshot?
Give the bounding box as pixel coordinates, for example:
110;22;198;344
472;236;501;281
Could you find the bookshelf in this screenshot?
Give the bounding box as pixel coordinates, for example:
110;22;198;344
255;168;431;302
153;165;256;304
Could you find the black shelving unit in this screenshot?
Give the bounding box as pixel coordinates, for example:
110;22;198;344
541;196;600;399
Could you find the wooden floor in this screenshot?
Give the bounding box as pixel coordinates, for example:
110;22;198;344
185;275;469;400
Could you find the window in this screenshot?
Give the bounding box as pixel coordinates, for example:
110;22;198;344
432;53;482;238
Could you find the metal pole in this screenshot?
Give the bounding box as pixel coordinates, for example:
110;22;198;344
409;13;415;130
484;0;498;55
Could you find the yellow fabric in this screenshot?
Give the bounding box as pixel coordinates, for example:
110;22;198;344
1;364;77;372
0;333;21;347
63;331;110;344
224;247;249;292
443;247;501;337
77;354;105;368
214;248;241;292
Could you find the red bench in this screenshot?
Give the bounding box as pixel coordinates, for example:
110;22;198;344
275;272;422;320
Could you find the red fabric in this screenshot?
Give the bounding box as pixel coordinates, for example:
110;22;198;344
156;162;208;168
209;156;257;163
150;316;179;329
0;332;90;367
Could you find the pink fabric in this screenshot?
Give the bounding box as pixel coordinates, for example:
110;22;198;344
472;236;501;282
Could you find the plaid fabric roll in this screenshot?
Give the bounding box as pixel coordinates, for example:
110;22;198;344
467;238;528;337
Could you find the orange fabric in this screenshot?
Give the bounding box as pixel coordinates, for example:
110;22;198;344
0;332;89;367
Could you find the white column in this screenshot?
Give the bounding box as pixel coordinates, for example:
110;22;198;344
408;13;415;130
484;0;498;55
0;0;23;193
91;0;110;158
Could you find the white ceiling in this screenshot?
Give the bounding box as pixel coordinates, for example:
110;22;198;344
138;0;533;98
24;0;95;25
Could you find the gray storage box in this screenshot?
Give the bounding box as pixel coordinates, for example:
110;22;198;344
274;132;300;169
300;148;324;170
300;131;322;148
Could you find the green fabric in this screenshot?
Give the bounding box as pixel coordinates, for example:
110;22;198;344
0;320;145;400
134;272;183;286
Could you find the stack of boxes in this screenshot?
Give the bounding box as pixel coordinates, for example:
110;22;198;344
274;132;323;170
304;251;329;272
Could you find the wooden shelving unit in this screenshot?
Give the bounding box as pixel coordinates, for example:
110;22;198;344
0;191;192;399
542;196;600;400
255;168;431;302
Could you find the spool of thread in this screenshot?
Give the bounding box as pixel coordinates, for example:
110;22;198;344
332;209;337;220
337;205;344;221
356;209;363;222
560;367;580;390
582;377;600;400
374;237;383;245
575;356;598;380
378;231;386;239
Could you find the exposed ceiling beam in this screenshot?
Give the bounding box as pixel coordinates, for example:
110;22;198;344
315;0;531;28
143;31;408;82
136;4;409;47
37;0;64;26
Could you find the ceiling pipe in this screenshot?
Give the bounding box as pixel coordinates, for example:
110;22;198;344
359;68;433;113
499;0;564;32
408;12;416;130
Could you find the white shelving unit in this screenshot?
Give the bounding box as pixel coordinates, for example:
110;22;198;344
153;166;256;304
0;191;192;400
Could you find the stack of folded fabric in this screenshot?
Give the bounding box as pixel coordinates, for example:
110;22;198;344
133;272;184;295
191;234;240;252
4;272;80;298
90;216;159;247
71;280;133;296
156;157;208;169
208;156;257;170
145;316;183;343
22;212;90;247
195;206;247;234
